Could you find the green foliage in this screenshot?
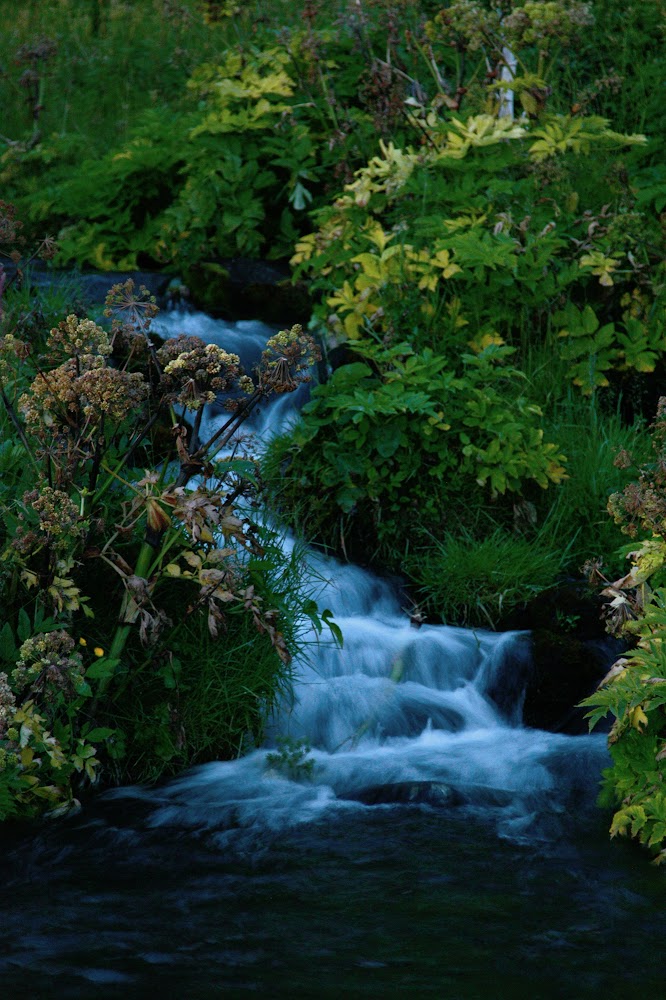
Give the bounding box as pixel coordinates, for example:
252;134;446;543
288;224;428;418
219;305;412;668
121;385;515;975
0;258;324;819
294;343;561;498
1;0;666;853
536;388;651;577
265;338;567;571
111;535;312;782
406;526;568;629
274;2;664;593
578;395;666;862
265;736;315;781
292;111;660;395
581;590;666;863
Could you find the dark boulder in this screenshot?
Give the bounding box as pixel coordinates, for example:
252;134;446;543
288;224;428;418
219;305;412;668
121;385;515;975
182;258;311;325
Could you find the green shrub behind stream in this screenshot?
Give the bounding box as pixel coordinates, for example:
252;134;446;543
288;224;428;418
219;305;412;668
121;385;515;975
3;0;664;274
264;386;650;627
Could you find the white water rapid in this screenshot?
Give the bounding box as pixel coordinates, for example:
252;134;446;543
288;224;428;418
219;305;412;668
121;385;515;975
118;311;609;847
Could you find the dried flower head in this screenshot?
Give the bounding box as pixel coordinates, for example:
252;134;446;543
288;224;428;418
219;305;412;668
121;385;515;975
259;324;321;393
0;333;30;380
12;630;84;696
19;356;100;429
19;354;148;429
14;37;57;65
161;343;243;410
77;366;149;421
0;672;16;739
156;334;208;367
37;235;58;261
24;485;83;543
428;2;501;52
503;0;594;49
46;314;111;360
0;200;25;247
109;322;151;361
103;279;159;331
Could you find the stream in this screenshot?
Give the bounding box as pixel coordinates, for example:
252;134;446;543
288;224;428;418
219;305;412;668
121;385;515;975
1;311;663;998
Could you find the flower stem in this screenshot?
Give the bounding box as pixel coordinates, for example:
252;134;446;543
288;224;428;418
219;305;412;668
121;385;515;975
95;534;156;703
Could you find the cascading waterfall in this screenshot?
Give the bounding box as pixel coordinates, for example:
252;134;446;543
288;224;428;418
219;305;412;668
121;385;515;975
112;310;611;848
2;310;663;1000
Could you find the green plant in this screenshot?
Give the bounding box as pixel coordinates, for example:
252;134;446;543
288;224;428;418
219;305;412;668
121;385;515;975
265;736;315;781
581;589;666;863
534;387;652;575
577;394;666;861
265;338;566;571
0;255;325;818
406;525;569;628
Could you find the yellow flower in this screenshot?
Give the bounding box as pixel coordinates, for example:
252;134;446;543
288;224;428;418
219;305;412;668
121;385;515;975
79;637;87;646
93;647;104;657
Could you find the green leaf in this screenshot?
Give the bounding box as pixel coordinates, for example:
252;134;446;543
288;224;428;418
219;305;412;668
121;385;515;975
0;622;17;663
322;609;343;648
85;727;116;742
85;657;121;680
17;608;31;644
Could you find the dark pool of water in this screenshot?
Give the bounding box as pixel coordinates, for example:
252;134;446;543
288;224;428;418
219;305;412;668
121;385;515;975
0;798;663;999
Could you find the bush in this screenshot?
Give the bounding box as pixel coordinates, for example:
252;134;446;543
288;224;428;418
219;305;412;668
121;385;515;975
0;221;324;818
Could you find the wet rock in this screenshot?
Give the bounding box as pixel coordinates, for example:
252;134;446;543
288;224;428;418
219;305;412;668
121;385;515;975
499;579;610;639
522;631;623;734
344;781;462;808
487;629;624;735
488;578;627;734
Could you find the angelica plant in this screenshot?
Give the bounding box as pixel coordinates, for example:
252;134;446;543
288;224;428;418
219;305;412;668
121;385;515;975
0;257;321;818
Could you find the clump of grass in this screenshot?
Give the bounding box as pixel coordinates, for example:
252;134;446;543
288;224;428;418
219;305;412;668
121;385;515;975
111;604;296;783
537;391;652;579
406;526;569;629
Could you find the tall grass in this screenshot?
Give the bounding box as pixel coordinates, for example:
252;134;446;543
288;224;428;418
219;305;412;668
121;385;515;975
407;526;571;628
539;393;651;576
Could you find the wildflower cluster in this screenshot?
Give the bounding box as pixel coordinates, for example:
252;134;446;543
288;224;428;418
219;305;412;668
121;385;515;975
19;355;148;429
607;398;666;541
23;485;83;544
19;355;98;428
109;321;151;362
259;325;321;394
0;258;321;816
160;341;245;410
0;200;25;260
425;0;593;59
503;1;594;49
46;315;111;360
78;366;149;422
428;2;500;52
12;630;85;696
155;333;210;368
0;673;16;739
0;333;30;380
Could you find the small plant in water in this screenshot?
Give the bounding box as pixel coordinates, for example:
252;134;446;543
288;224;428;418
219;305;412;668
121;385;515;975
266;736;315;781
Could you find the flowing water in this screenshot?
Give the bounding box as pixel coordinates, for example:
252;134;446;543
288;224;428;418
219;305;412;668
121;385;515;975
1;312;663;998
